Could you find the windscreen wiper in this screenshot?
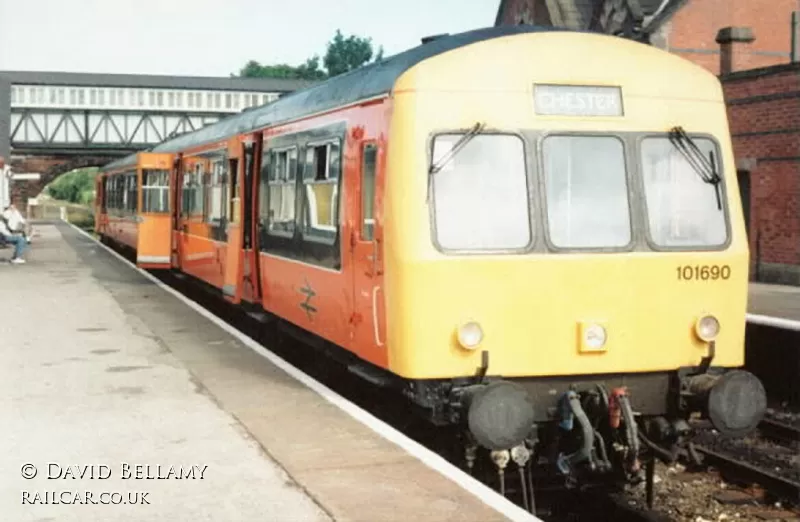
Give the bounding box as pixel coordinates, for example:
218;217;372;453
429;122;485;175
668;126;723;210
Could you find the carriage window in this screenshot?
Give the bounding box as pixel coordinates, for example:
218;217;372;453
192;164;205;216
124;172;138;213
301;141;340;244
181;165;193;214
641;137;727;248
361;144;377;241
431;134;530;251
142;170;169;213
261;147;297;237
207;158;227;222
543;136;631;248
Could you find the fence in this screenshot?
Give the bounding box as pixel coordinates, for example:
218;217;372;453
28;200;94;229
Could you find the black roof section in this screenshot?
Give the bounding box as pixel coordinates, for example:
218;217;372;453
0;70;313;93
643;0;690;33
495;0;668;26
150;25;561;154
101;153;139;172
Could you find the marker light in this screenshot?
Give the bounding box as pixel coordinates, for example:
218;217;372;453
457;322;483;350
695;315;720;342
584;324;607;350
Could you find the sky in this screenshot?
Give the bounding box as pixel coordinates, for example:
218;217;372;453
0;0;499;77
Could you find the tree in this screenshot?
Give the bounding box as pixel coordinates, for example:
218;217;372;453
295;56;328;81
236;30;384;81
236;58;325;81
323;30;383;77
45;167;97;205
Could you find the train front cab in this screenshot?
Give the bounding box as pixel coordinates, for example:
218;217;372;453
381;31;766;455
135;152;173;269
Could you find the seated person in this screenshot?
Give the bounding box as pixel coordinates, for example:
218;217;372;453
0;215;27;264
2;203;31;243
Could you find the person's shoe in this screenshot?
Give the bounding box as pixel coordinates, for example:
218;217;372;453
10;258;25;264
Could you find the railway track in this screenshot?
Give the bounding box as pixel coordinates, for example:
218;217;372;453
758;415;800;447
687;414;800;507
692;445;800;504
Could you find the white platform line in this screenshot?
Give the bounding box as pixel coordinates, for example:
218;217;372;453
746;313;800;332
66;223;540;522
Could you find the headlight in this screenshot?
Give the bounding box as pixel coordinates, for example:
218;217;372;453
584;324;607;350
457;322;483;350
695;315;720;342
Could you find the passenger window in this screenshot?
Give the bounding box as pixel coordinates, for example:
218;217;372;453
193;164;205;217
301;141;340;244
542;136;631;248
181;164;193;215
431;134;530;251
264;147;297;237
360;144;377;241
142;170;169;213
207;158;228;223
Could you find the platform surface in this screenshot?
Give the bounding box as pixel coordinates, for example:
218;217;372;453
748;282;800;323
0;223;520;522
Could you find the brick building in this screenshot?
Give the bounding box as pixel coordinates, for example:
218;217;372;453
495;0;800;285
494;0;799;75
721;38;800;285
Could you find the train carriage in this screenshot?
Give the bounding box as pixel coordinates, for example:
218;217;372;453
96;151;173;268
96;25;767;494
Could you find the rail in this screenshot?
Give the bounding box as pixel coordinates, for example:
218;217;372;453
758;417;800;446
747;313;800;332
692;445;800;504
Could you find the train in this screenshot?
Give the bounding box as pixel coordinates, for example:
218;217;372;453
95;25;767;504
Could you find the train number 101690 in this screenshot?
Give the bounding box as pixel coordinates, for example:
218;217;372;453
676;265;731;281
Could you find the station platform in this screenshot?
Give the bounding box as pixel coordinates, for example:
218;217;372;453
748;282;800;327
1;222;533;522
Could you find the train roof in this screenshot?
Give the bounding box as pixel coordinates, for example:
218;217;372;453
150;25;560;154
101;153;139;172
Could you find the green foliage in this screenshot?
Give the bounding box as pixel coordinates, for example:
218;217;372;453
237;58;326;81
45;167;97;206
236;30;384;81
323;30;382;77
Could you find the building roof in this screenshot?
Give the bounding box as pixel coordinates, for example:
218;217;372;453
148;25;562;155
0;70;314;92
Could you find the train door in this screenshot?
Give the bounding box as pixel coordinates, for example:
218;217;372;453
170;156;184;269
222;138;244;303
351;141;386;360
95;175;105;234
242;139;262;301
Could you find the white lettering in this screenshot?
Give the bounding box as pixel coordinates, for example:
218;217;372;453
534;85;622;117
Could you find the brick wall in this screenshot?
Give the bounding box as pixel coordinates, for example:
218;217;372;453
663;0;797;75
722;64;800;285
496;1;798;75
8;155;108;214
